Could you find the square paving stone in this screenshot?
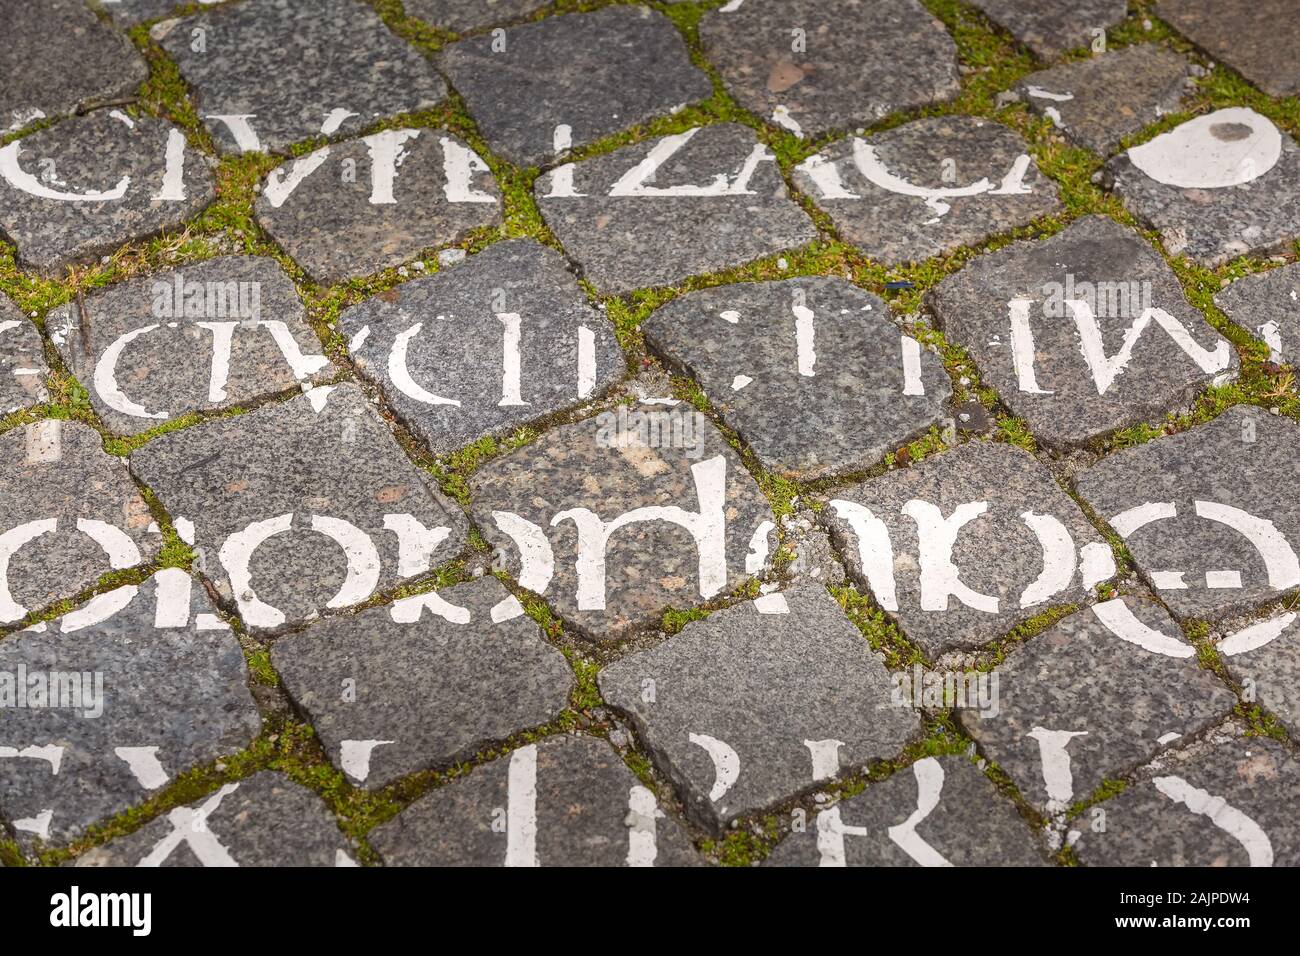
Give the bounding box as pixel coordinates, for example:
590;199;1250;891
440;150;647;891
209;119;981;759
0;297;49;414
272;578;573;790
129;383;468;634
697;0;960;140
1104;108;1300;266
407;0;556;33
469;404;775;642
793;116;1061;266
0;571;261;851
599;587;921;834
73;772;358;866
1075;405;1300;624
1215;263;1300;366
1013;45;1192;157
1157;0;1300;100
154;0;447;155
821;440;1114;658
961;597;1235;817
1073;736;1300;866
928;215;1238;448
0;0;148;135
642;277;952;480
0;111;215;275
764;756;1047;866
967;0;1128;60
0;420;159;626
46;256;333;436
535;123;817;295
339;239;624;455
1218;609;1300;739
254;129;501;284
369;734;702;866
438;6;712;168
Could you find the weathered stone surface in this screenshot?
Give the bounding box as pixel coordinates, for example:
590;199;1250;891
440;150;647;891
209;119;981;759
967;0;1127;60
961;597;1235;816
470;404;775;642
0;0;148;134
439;6;711;168
1014;45;1192;156
129;384;467;633
0;572;261;850
0;297;49;414
929;215;1238;447
1157;0;1300;99
698;0;960;140
1219;610;1300;738
600;587;920;834
765;756;1047;866
0;111;215;275
793;116;1060;265
339;239;624;455
272;578;573;789
822;440;1112;658
536;124;817;295
155;0;447;155
1104;108;1300;266
642;277;951;480
1076;406;1300;623
1215;263;1300;366
255;129;500;284
407;0;562;33
97;0;186;27
370;735;702;866
74;772;356;867
47;256;332;436
0;420;159;625
1073;736;1300;866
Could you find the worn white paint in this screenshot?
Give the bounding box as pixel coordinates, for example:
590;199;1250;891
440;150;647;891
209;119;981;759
690;732;740;801
1153;775;1273;866
1092;598;1195;658
626;785;663;867
1128;108;1281;189
0;140;129;201
505;745;539;867
1219;611;1297;656
903;500;999;613
886;758;953;867
828;500;897;611
552;456;728;610
1026;726;1087;808
340;740;393;784
901;335;926;396
1018;511;1075;609
115;747;170;790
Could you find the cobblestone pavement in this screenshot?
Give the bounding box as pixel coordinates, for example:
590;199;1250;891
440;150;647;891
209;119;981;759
1;0;1298;869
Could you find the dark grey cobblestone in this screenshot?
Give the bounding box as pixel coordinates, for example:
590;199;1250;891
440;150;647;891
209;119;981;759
155;0;447;155
535;123;817;295
47;256;333;435
1;420;160;625
129;384;467;634
0;111;215;275
369;734;703;866
272;578;573;789
1;0;148;135
74;772;356;867
339;239;624;455
0;572;261;851
0;296;49;415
